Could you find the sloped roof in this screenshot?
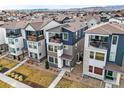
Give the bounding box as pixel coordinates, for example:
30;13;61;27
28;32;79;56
86;23;124;35
63;20;87;32
2;21;29;29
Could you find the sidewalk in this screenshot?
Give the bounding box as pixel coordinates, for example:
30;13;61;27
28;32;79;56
4;58;29;75
48;70;66;88
0;73;32;88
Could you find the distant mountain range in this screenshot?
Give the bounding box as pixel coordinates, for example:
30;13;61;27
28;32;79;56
4;5;124;12
68;5;124;12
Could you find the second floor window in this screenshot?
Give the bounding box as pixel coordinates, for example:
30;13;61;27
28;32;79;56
63;32;68;40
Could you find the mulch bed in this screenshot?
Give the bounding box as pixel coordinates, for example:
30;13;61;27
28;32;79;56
24;80;45;88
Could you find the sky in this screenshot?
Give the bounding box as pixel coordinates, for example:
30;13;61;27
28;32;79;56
0;0;124;9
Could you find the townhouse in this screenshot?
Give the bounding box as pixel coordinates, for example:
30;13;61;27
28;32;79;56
1;21;28;60
83;22;124;86
43;20;88;71
25;22;47;62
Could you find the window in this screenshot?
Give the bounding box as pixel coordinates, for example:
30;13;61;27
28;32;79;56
34;45;37;49
10;48;16;53
39;53;42;56
112;35;118;45
63;45;68;50
30;52;32;57
54;46;57;52
107;71;113;77
55;58;58;64
15;39;18;42
89;65;93;72
35;53;37;59
48;45;53;51
17;48;19;51
8;39;14;44
29;45;32;48
38;42;41;46
90;51;94;59
95;52;105;61
49;56;54;63
63;32;68;40
94;67;103;75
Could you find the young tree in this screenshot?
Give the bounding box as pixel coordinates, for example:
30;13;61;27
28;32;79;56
45;60;49;69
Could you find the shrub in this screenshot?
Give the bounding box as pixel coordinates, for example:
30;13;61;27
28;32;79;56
45;60;49;69
18;75;24;81
10;72;15;78
14;74;19;80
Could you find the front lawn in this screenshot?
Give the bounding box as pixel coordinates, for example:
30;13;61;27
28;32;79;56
0;80;12;88
56;78;89;88
12;65;57;88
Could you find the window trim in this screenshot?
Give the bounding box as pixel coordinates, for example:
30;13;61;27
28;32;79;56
112;35;118;45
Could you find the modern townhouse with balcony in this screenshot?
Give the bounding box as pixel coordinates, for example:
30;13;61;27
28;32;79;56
2;21;28;60
25;22;47;62
44;20;88;71
83;23;124;86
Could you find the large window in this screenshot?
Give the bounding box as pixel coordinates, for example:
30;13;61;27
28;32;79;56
63;32;68;40
95;52;105;61
94;67;103;75
112;35;118;45
49;56;54;63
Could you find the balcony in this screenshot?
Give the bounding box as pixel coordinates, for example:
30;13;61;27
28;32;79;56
89;41;108;50
49;33;62;43
6;29;22;38
27;35;44;41
89;35;108;50
6;33;22;38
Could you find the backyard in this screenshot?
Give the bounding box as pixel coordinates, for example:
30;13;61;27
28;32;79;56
10;64;57;88
0;80;12;88
56;78;89;88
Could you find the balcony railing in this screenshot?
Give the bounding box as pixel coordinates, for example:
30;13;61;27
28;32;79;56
27;35;44;41
89;41;108;50
49;37;62;43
